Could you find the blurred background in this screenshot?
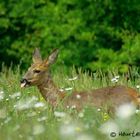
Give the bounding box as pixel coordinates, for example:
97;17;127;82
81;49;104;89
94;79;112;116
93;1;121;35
0;0;140;73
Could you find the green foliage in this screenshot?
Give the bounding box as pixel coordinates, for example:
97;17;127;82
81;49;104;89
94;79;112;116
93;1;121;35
0;67;140;140
0;0;140;71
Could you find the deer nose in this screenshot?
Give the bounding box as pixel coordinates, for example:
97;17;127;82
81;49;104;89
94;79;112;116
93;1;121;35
20;79;27;84
20;78;31;88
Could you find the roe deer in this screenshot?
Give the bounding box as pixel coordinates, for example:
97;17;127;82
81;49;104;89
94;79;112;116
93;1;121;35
20;48;140;112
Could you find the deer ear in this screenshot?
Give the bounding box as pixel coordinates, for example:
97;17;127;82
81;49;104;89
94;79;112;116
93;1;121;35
32;48;42;63
45;49;59;66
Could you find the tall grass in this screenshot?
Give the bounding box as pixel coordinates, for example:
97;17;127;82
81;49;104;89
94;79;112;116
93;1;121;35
0;66;140;140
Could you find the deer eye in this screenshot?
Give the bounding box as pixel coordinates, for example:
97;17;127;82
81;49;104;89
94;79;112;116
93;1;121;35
33;69;41;73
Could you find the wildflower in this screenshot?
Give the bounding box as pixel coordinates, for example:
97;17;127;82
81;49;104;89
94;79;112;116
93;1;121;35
66;106;70;109
14;101;31;110
4;117;12;124
115;75;120;79
65;87;73;91
116;103;136;119
9;92;21;99
136;109;139;114
14;96;38;110
111;75;120;83
97;108;101;112
32;124;45;135
59;88;65;92
0;90;4;100
111;78;118;83
37;116;47;122
60;124;76;137
100;120;119;137
0;91;4;94
59;87;73;92
6;98;9;101
76;94;81;99
71;105;76;109
136;85;140;89
78;112;84;118
68;76;78;81
34;102;45;108
102;113;110;121
39;96;44;101
54;111;66;118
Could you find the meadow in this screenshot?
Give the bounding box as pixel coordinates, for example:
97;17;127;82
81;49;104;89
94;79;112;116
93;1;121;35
0;66;140;140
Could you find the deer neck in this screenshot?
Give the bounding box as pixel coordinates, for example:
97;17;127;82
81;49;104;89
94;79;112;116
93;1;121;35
37;72;65;107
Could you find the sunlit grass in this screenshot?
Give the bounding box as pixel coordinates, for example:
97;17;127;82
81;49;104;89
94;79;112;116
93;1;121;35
0;66;140;140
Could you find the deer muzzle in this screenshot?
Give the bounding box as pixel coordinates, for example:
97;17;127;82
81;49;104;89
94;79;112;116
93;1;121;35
20;79;31;88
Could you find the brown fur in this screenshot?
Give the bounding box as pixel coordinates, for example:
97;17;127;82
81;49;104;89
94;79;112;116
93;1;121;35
21;48;140;112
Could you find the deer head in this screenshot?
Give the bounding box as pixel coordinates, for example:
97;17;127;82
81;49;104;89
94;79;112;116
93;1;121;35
20;48;59;88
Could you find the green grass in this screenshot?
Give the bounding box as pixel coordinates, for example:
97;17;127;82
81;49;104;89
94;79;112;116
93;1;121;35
0;66;140;140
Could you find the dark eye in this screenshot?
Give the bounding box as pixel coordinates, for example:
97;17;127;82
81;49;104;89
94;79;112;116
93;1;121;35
33;69;41;73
